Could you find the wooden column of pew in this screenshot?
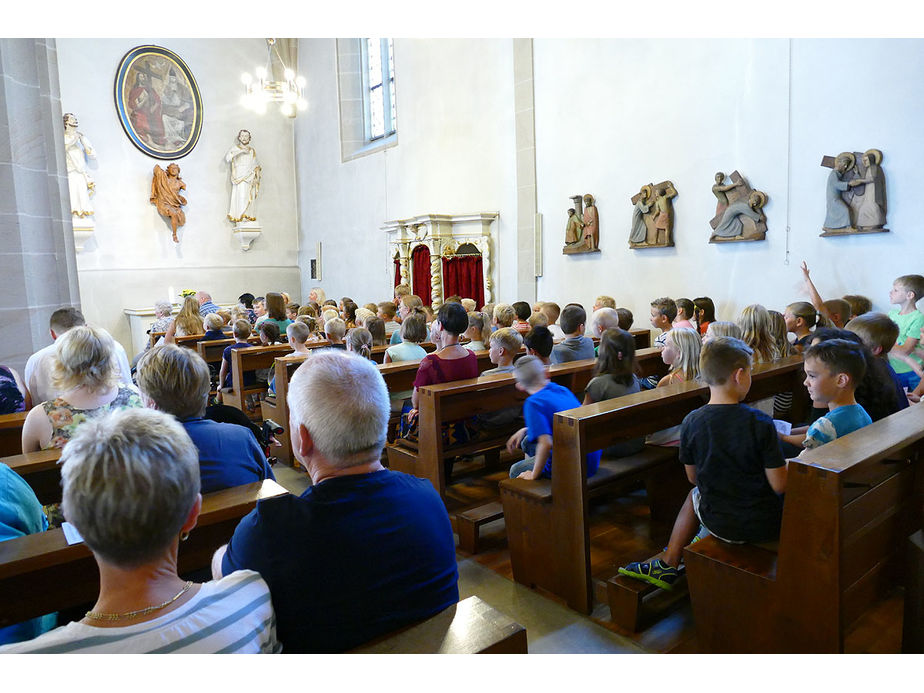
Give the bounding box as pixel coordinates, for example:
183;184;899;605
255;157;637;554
498;355;808;620
683;402;924;653
0;411;28;457
0;479;288;629
222;343;294;415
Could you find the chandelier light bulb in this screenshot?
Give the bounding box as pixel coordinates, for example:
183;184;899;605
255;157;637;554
281;102;295;117
255;66;267;80
284;68;295;81
295;75;306;88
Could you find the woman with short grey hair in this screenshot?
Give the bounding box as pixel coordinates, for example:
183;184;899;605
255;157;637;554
0;408;280;653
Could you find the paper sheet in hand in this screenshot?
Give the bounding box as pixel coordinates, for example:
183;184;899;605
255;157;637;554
62;522;84;545
773;419;792;436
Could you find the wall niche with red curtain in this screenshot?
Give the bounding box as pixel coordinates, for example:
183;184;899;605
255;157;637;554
442;243;484;308
382;213;497;311
411;244;432;307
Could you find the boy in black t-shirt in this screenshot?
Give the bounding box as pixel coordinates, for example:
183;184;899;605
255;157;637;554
619;337;788;590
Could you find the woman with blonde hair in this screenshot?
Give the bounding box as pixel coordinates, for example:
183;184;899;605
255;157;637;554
657;327;702;387
21;326;142;452
738;304;781;363
164;296;204;344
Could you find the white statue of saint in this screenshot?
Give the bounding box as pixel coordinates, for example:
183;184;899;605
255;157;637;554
63;113;96;221
225;129;262;225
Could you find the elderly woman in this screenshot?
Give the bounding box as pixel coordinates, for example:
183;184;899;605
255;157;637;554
150;299;174;335
21;326;142;453
0;408;279;653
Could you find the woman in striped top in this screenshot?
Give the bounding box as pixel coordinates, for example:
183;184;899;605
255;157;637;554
0;408;279;654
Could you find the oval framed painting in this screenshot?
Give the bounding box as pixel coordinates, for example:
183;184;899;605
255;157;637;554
114;45;203;160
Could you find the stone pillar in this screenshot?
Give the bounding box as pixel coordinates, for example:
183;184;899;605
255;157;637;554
513;38;537;303
0;39;80;372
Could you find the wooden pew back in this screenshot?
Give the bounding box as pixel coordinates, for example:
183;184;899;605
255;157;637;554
0;479;288;627
0;411;28;458
223;344;294;412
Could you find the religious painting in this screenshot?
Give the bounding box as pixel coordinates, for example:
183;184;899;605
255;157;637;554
114;45;203;160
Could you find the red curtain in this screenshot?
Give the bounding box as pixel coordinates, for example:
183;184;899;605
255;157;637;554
442;255;484;309
394;257;401;288
412;245;432;307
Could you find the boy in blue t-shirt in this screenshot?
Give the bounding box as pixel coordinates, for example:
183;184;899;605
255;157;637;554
778;338;872;453
506;355;600;480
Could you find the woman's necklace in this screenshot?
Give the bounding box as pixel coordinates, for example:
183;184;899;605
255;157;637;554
85;581;193;622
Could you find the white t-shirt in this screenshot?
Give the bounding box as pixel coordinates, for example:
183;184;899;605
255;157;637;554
0;570;280;653
24;336;134;405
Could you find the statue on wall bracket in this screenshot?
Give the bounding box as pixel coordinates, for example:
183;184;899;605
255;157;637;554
708;171;768;243
63;113;96;252
563;193;600;254
225;129;263;251
820;149;888;237
628;180;676;249
150;163;187;243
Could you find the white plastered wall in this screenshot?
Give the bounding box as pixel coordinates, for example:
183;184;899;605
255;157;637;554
56;38;300;357
534;38;924;327
294;39;518;305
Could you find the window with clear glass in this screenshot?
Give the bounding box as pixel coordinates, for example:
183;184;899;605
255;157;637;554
362;38;396;142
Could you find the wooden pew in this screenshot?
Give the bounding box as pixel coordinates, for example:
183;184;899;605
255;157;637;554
262;347;494;467
0;479;288;628
222;343;294;414
195;335;262;366
630;328;651;350
683;402;924;653
498;355;808;618
3;448;62;505
0;411;28;457
351;595;527;653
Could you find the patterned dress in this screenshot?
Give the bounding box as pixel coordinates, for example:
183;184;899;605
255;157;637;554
42;384;142;449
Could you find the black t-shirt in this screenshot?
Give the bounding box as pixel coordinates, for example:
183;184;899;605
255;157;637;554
680;404;785;543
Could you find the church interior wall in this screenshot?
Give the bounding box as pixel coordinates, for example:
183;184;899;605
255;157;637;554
294;39;518;305
56;38;300;357
534;38;923;323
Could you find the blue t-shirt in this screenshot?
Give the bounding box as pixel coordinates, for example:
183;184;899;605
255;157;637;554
803;403;872;450
202;329;226;341
550;335;595;364
222;469;459;653
181;418;275;495
0;464;55;645
222;342;255;389
524;381;600;477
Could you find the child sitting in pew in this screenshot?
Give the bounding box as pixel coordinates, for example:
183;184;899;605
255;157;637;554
846;312;910;412
523;326;553;365
619;337;787;590
583;328;644;458
777;338;872;455
887;273;924;392
506;355;601;481
384;312;428;365
657;328;701;388
492;303;517;330
268;321;312;396
540;302;565;342
783;301;819;352
218;320;254;395
512;302;532;335
202;313;227;341
347;327;374;361
701;321;741;344
462;311;491;352
550;304;594;364
482;328;522;376
324;318;347;349
616;307;633;331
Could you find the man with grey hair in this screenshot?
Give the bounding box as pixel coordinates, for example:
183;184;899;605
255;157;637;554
196;291;220;317
590;306;622;339
212;349;458;653
24;307;133;404
505;355;602;481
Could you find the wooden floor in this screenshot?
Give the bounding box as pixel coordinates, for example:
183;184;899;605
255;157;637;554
445;458;907;654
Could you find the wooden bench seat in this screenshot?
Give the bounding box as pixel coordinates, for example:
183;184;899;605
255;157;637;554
3;448;62;505
350;595;527;653
500;355;808;618
222;343;294;415
683;402;924;653
0;479;288;629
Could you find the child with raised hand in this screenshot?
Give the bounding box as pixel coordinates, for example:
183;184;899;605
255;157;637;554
886;273;924;392
462;311;491;352
777;338;872;453
783;301;819;352
619;337;787;590
657;327;702;387
584;328;644;458
482;327;522;376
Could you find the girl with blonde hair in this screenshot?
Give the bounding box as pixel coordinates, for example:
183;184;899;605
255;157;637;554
347;327;374;361
657;327;702;387
738;304;781;363
164;296;204;343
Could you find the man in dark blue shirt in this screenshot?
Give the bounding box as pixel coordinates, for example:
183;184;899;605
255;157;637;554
212;349;459;653
136;345;274;494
